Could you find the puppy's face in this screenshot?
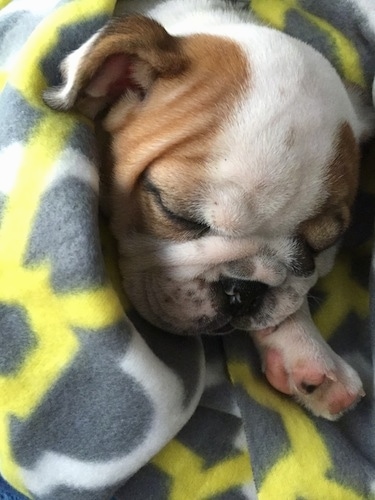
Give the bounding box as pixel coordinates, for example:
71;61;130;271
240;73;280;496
45;15;362;334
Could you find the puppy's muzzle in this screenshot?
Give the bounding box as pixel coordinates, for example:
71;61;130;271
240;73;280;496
216;277;269;332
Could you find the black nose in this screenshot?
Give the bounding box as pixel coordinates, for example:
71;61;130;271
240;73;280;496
220;277;269;315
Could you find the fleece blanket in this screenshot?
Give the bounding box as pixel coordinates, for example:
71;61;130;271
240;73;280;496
0;0;374;499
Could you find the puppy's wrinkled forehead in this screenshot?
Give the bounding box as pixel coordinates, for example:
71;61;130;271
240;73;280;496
104;31;250;179
44;14;360;250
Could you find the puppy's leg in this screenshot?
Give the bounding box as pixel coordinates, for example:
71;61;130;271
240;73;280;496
252;300;365;420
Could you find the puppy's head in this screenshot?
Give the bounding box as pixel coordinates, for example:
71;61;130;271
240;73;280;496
45;15;364;334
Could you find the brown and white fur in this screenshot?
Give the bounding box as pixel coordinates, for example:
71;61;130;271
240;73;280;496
44;0;375;419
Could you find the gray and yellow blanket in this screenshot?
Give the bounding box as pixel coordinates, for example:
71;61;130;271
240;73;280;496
0;0;374;499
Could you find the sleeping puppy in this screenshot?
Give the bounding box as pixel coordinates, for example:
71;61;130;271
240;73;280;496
44;0;374;419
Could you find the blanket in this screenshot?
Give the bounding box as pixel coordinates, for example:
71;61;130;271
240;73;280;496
0;0;374;498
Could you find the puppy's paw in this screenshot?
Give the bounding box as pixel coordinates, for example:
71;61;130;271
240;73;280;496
261;346;365;420
252;307;365;420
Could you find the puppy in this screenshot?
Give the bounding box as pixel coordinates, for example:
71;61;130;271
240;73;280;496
44;0;374;419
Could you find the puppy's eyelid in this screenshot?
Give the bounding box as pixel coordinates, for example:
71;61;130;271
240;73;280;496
143;178;210;235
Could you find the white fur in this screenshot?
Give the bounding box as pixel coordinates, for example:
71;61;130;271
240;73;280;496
208;32;365;236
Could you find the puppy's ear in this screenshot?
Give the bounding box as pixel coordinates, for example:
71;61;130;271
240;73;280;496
299;206;351;252
299;123;360;252
43;15;187;118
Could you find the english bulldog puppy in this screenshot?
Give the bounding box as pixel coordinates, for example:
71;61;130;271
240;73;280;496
44;0;375;419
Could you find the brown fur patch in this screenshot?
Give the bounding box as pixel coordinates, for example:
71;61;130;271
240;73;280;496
106;33;250;239
300;122;360;251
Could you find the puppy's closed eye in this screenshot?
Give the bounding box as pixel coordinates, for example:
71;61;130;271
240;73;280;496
143;177;210;237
